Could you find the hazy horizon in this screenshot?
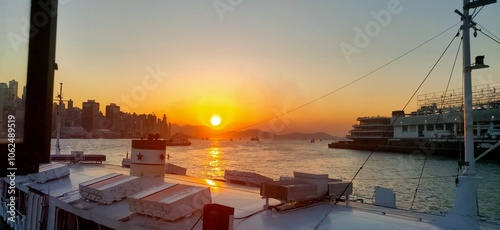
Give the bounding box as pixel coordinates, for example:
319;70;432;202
2;1;499;136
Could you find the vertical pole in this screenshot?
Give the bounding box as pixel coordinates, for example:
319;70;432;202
441;1;483;229
462;0;475;174
55;83;62;155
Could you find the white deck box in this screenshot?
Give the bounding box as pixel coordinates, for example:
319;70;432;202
79;173;141;204
29;163;70;183
261;180;317;203
328;181;353;199
225;170;273;187
128;182;211;221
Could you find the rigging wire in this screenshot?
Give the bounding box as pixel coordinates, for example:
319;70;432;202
313;205;335;230
401;30;461;111
476;23;500;42
478;29;500;45
436;38;463;115
213;22;461;137
189;213;203;230
178;24;464;212
410;32;462;210
180;23;462;163
449;39;466;183
336;28;460;208
234;209;267;220
410;153;428;210
471;6;483;19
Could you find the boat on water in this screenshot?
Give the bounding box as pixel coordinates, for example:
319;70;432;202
166;137;192;146
329;84;500;158
1;1;499;230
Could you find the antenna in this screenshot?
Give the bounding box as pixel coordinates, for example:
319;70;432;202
55;82;63;155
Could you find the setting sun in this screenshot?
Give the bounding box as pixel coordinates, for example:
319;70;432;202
210;114;222;127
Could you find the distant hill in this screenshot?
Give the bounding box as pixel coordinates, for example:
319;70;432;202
169;124;340;140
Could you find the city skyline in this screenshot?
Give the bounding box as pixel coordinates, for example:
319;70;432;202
51;97;171;138
2;1;500;136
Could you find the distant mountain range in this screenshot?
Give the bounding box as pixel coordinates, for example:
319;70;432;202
169;124;340;140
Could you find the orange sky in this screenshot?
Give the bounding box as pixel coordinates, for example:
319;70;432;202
2;1;499;136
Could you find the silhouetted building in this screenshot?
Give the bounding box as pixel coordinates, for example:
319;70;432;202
68;99;73;110
22;86;26;107
8;80;18;106
0;83;8;107
0;83;7;127
161;114;168;138
105;103;121;131
82;100;100;132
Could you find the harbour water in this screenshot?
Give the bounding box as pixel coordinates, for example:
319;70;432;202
51;138;500;225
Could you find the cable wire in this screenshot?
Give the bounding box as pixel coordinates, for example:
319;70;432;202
336;29;460;208
471;6;484;19
410;153;428;210
477;23;500;41
213;22;461;137
410;32;461;210
478;29;500;45
189;213;203;230
402;30;460;110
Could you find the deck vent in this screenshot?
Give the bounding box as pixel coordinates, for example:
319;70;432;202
374;186;396;208
79;173;141;204
261;180;317;204
328;181;353;199
224;170;273;187
293;172;329;197
128;182;211;221
28;162;69;183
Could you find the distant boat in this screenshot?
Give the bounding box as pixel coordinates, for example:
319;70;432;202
310;139;315;143
250;137;259;141
166;137;192;146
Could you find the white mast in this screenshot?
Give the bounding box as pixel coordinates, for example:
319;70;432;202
55;82;63;155
442;0;495;229
461;0;474;174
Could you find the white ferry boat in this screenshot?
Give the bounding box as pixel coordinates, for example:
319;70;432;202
330;84;500;158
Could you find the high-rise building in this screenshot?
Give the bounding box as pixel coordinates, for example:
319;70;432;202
8;80;18;99
68;99;73;110
22;86;26;106
0;83;7;125
161;114;168;138
82;100;100;132
7;80;18;106
0;83;8;106
105;103;121;131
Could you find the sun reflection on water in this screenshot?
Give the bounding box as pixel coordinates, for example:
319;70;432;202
204;141;224;179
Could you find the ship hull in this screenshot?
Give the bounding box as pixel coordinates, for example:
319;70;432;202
329;138;500;160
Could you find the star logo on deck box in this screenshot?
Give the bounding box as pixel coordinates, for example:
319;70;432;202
137;153;143;161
